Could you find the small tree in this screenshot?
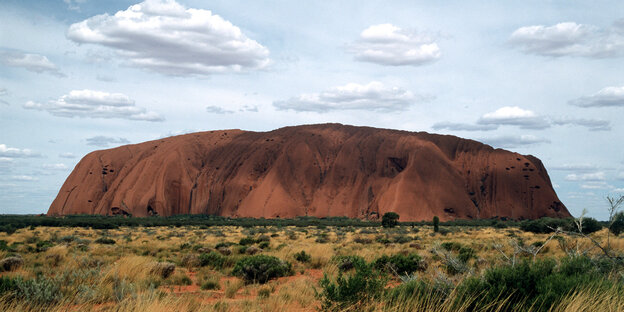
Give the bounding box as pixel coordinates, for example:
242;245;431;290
433;216;440;233
610;211;624;236
381;212;400;228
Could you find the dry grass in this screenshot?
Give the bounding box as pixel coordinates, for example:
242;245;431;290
0;224;623;311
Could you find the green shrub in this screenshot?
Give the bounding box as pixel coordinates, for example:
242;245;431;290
315;233;330;243
375;235;391;244
232;255;293;284
441;242;462;251
373;253;425;275
258;241;270;249
457;246;477;263
578;217;602;234
433;216;440;233
352;236;372;244
257;287;271;299
455;256;617;311
15;276;62;305
294;250;311;263
385;278;451;308
237;246;248;254
392;235;412;244
520;218;571;234
382;212;400;228
610;212;624;236
239;237;255;246
0;276;20;297
215;242;234;249
0;240;15;252
255;235;270;243
319;260;386;310
334;255;367;272
201;280;221;290
199;252;226;269
94;237;115;244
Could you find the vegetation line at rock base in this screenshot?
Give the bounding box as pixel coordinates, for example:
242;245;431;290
0;214;602;234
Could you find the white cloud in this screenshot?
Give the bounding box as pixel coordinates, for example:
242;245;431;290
42;163;69;170
617;172;624;181
481;135;550;148
436;107;609;132
206;105;258;114
0;144;41;158
509;21;624;58
565;171;606;181
613;188;624;193
551;117;611;131
0;50;64;77
59;152;76;159
0;88;7;106
11;175;38;182
96;74;116;82
206;106;234;114
66;0;270;76
86;136;130;147
348;23;440;66
550;164;599;171
274;81;423;113
580;181;613;189
24;89;164;121
64;0;87;11
477;106;549;129
431;122;498;131
569;86;624;107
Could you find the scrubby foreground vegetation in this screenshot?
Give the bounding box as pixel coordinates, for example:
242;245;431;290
1;209;624;311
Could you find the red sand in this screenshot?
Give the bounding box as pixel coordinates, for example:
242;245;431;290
48;123;569;221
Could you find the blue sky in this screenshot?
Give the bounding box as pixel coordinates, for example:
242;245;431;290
1;0;623;219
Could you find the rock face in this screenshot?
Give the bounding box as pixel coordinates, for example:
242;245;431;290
48;124;569;221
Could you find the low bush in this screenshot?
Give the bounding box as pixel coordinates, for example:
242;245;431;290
610;212;624;236
441;241;462;251
258;241;270;249
0;256;24;272
150;262;175;278
392;235;412;244
239;237;255;246
373;253;425;275
94;237;115;244
319;260;386;310
455;256;618;311
294;250;311;263
199;252;226;269
457;246;477;263
352;236;372;244
232;255;293;284
201;279;221;290
15;276;62;305
334;255;367;272
0;276;20;296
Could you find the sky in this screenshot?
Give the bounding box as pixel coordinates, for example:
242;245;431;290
1;0;623;219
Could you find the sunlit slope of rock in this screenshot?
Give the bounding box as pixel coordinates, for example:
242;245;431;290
48;124;569;221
